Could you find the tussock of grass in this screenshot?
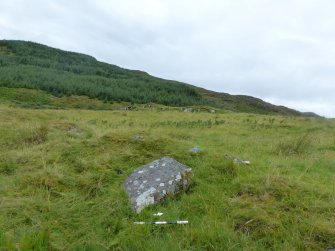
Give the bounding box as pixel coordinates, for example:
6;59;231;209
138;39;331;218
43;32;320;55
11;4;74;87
19;230;50;251
210;160;238;179
0;105;334;250
275;133;313;156
233;211;279;240
2;124;49;150
0;157;17;175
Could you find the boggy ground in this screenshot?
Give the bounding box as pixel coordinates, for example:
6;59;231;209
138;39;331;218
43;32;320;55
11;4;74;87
0;105;334;250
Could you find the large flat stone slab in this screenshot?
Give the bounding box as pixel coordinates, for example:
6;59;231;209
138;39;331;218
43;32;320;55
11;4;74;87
124;157;192;213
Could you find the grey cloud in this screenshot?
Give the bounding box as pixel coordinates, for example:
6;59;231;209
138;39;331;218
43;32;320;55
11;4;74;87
1;0;335;117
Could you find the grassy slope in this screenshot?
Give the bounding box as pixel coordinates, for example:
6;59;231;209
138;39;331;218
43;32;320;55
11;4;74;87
197;88;305;116
0;86;216;114
0;103;334;250
0;87;120;110
0;39;318;116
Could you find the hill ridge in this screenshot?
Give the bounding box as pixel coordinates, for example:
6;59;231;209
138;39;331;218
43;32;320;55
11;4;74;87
0;39;320;117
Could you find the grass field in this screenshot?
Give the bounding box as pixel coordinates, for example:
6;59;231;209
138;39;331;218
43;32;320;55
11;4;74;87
0;103;334;250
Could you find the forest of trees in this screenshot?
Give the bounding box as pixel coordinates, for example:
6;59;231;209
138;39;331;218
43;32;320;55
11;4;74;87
0;40;210;107
0;40;317;116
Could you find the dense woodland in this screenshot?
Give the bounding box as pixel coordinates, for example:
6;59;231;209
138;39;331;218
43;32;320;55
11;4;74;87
0;40;320;116
0;40;208;106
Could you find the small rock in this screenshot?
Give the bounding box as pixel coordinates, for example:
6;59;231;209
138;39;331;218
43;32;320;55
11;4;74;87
183;108;192;113
224;154;250;165
190;147;201;153
68;126;84;136
143;104;152;108
132;134;144;142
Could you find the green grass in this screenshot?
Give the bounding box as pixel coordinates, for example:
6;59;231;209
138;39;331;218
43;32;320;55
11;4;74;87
0;87;125;110
0;103;334;250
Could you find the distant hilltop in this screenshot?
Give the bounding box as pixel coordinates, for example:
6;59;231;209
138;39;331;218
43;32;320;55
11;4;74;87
0;39;321;117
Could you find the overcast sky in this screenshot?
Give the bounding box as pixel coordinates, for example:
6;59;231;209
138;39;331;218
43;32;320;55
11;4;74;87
1;0;335;117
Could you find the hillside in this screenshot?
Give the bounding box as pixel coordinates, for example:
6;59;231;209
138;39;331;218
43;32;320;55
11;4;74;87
0;39;319;116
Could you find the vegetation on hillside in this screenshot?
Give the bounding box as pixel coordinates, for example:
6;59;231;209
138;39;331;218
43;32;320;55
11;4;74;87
0;40;207;107
0;40;319;116
0;102;334;250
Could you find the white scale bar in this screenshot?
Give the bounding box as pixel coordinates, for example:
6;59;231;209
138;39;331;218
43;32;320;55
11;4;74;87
134;220;188;225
